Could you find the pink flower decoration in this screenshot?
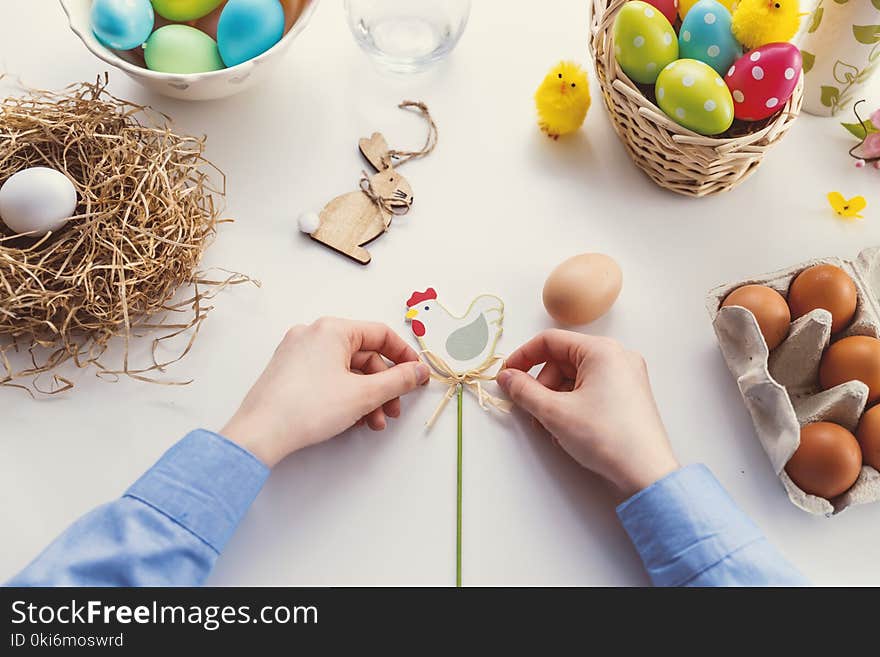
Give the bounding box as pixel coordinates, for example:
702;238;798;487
871;109;880;130
856;159;866;168
862;132;880;159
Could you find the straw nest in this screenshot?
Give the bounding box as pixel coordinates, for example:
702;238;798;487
0;76;252;394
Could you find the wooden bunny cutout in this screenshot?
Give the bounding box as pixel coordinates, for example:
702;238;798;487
298;101;437;265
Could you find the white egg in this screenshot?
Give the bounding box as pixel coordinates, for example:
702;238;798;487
0;167;78;237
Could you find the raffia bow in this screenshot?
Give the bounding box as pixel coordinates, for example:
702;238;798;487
421;351;513;429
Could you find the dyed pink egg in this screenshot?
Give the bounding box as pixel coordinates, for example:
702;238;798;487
725;43;802;121
643;0;679;24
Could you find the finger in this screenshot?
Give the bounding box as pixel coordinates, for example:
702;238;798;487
496;368;559;421
352;351;402;418
358;361;430;414
339;320;420;364
365;406;387;431
504;329;609;375
351;350;383;372
535;362;566;392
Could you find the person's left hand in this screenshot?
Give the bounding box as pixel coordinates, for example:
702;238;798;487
221;318;430;467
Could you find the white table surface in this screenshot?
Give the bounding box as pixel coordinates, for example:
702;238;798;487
2;0;879;587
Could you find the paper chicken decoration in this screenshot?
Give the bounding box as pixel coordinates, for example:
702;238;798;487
406;288;504;375
405;288;511;587
405;288;510;426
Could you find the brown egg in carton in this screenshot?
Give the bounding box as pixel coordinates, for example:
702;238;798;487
706;247;880;516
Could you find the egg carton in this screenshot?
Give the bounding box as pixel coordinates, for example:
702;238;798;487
706;247;880;516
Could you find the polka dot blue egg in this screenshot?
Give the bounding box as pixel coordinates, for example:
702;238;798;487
678;0;741;76
655;59;734;135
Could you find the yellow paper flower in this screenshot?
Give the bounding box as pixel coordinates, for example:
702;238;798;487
827;192;866;220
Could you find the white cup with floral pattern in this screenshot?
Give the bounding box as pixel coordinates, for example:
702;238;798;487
797;0;880;117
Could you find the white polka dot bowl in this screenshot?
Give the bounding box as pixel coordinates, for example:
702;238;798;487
590;0;803;197
59;0;320;101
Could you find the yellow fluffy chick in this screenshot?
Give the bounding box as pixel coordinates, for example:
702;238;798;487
732;0;802;50
535;61;590;140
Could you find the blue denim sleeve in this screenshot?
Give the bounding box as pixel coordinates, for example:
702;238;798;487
617;464;809;586
6;429;269;587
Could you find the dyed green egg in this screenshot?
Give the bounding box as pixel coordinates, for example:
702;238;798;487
613;1;678;84
144;25;225;74
655;59;734;135
151;0;224;22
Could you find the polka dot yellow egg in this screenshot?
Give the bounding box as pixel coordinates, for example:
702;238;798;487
655;59;734;135
613;0;678;84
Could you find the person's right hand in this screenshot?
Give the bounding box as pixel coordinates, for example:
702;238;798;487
497;330;679;498
221;318;429;468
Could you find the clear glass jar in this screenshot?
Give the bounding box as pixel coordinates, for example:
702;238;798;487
345;0;472;73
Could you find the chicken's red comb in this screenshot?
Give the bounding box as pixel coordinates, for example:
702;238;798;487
406;288;437;307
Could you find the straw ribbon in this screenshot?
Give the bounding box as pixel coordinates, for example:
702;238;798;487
421;351;513;429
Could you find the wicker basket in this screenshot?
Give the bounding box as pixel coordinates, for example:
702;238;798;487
590;0;804;197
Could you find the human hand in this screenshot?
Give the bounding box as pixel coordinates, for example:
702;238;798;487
221;318;430;467
497;330;679;498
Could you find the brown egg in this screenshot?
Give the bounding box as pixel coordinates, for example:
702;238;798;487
187;1;304;40
856;405;880;471
787;264;858;334
280;0;306;33
189;2;226;40
785;422;862;499
819;336;880;403
542;253;622;325
720;285;791;350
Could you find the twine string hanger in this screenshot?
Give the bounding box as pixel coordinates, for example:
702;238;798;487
387;100;439;166
358;100;438;223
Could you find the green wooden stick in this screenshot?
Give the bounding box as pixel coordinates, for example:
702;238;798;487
456;383;463;587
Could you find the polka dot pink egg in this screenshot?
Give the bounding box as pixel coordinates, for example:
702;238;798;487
725;43;802;121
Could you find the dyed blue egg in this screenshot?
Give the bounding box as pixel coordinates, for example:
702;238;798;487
90;0;155;51
678;0;741;76
217;0;285;67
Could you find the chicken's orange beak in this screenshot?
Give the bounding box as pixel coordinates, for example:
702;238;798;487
405;308;419;320
559;81;567;95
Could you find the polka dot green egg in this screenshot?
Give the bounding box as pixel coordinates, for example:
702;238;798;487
613;1;678;84
655;59;734;135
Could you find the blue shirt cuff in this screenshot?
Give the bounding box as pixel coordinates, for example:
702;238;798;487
125;429;270;554
616;464;764;586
